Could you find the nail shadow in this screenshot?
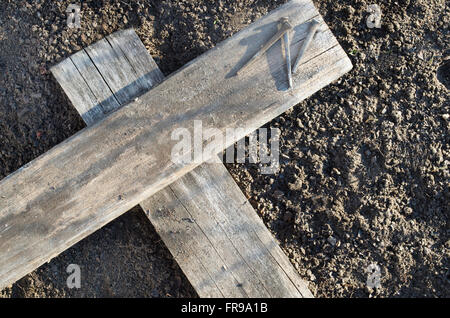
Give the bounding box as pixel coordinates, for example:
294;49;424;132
226;21;278;78
226;18;317;92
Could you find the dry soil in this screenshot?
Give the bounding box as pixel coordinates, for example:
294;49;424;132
0;0;448;298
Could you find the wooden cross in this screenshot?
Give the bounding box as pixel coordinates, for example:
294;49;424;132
0;0;351;297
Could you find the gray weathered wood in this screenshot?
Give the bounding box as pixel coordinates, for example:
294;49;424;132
0;0;352;290
54;28;312;297
144;165;313;297
51;57;107;126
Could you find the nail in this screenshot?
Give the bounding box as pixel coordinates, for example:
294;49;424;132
292;19;320;74
237;17;293;75
283;30;293;89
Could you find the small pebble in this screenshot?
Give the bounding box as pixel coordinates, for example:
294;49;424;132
327;236;337;246
273;190;284;198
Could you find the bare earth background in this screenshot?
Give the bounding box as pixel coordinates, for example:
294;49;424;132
0;0;448;297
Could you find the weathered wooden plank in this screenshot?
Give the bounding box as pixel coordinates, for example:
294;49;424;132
50;58;106;126
106;29;165;92
143;165;313;297
84;36;145;106
0;0;352;290
188;165;312;296
55;29;310;297
70;50;121;115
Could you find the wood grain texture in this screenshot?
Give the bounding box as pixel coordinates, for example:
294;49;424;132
54;28;312;297
0;0;352;290
143;165;313;297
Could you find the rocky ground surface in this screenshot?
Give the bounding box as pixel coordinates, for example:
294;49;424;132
0;0;448;297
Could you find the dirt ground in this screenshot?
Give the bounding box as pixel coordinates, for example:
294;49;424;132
0;0;448;298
